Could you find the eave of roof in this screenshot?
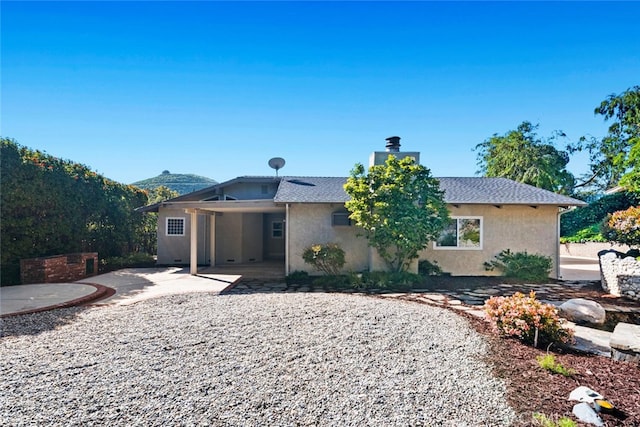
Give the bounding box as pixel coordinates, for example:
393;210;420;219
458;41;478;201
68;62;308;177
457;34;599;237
137;199;282;214
136;175;587;212
274;176;587;207
436;177;587;206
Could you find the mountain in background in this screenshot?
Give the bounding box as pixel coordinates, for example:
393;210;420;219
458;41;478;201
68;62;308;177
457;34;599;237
132;170;217;195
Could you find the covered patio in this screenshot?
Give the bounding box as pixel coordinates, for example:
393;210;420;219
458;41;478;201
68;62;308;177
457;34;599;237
198;260;286;281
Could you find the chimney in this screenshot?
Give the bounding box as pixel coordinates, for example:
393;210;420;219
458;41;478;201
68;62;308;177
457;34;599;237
370;136;420;167
385;136;401;152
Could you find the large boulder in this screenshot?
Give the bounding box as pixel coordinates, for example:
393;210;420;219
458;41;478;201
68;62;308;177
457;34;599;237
610;322;640;364
559;298;606;325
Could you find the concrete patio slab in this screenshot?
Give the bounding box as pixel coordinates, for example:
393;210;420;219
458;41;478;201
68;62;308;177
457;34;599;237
1;283;99;315
0;267;240;316
560;256;601;281
85;267;239;306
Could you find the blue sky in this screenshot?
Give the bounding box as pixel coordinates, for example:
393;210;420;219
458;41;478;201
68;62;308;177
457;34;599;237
2;1;639;185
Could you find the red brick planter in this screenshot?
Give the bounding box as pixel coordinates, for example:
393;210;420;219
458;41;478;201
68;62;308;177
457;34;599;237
20;253;98;284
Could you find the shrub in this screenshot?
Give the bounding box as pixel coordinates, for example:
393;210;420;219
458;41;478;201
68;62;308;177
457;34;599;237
484;291;573;347
285;270;310;285
286;271;361;288
101;252;155;271
360;271;422;291
311;274;354;288
559;224;606;243
302;243;346;275
418;259;443;276
532;413;577;427
344;272;364;289
536;354;575;377
1;263;21;286
602;206;640;247
483;249;552;283
560;191;640;237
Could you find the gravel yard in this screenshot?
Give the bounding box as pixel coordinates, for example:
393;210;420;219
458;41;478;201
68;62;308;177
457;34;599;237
1;293;515;426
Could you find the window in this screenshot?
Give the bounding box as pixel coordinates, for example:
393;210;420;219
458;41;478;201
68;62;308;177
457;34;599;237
203;195;237;201
332;212;352;226
435;217;482;249
272;221;283;238
166;217;185;236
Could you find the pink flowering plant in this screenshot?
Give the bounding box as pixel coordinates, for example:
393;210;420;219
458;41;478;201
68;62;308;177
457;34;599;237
602;206;640;248
484;291;573;347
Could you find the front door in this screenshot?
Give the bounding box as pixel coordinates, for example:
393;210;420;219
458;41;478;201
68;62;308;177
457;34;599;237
264;213;285;260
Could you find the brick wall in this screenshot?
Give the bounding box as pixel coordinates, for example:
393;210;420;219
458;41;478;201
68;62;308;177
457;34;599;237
20;253;98;284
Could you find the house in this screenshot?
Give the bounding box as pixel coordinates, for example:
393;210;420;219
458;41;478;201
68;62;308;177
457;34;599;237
138;138;586;278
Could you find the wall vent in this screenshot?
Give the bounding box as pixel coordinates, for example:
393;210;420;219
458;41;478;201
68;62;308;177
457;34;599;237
332;212;352;226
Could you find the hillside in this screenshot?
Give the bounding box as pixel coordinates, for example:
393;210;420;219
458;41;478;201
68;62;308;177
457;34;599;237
132;170;217;195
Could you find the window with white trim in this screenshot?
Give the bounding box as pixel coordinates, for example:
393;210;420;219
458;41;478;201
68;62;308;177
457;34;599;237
272;221;283;238
435;217;482;249
332;211;352;226
166;217;185;236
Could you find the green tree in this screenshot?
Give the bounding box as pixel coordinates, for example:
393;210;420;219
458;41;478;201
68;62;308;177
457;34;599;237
147;185;180;204
344;156;450;272
476;121;575;194
1;137;154;284
569;86;640;191
597;86;640;191
560;190;640;237
132;186;178;254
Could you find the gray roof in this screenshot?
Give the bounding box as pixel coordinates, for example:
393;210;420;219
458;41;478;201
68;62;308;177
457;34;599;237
138;175;586;212
274;177;350;203
162;176;278;202
437;177;585;205
275;176;586;206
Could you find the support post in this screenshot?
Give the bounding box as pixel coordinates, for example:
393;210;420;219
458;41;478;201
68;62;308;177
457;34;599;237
190;210;198;275
285;203;290;276
210;213;216;267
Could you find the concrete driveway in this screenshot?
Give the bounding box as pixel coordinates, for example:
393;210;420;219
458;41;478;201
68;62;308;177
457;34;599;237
1;267;239;317
559;256;601;281
2;258;603;317
86;267;239;306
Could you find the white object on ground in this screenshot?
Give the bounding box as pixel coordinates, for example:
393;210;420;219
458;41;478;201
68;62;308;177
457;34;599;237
569;386;604;403
572;402;604;426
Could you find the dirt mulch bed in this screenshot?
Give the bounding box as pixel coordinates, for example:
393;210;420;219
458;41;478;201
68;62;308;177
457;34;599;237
420;276;640;425
461;313;640;426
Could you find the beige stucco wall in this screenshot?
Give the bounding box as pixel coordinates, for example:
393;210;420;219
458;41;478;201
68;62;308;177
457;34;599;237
158;201;561;278
288;203;560;278
264;213;285;258
419;204;560;277
242;213;264;263
215;213;243;263
157;209;210;265
215;213;264;264
287;203;369;273
157;208;190;264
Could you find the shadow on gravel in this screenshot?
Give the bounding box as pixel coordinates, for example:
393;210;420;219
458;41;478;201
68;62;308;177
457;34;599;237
0;306;89;338
0;270;163;338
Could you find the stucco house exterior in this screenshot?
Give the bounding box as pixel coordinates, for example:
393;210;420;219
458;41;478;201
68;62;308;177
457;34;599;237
139;138;586;278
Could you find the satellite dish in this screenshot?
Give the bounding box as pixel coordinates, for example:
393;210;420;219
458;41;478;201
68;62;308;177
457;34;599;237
268;157;286;177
